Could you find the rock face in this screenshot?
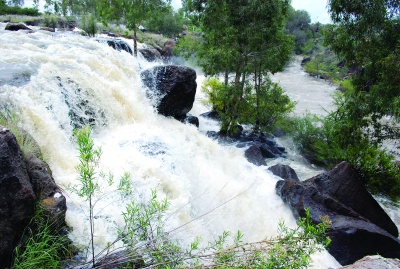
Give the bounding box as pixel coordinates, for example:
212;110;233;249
0;126;67;269
5;22;32;31
276;161;400;265
26;155;67;230
162;38;176;62
338;255;400;269
141;65;197;119
244;145;265;166
0;127;36;268
268;164;300;182
139;48;162;62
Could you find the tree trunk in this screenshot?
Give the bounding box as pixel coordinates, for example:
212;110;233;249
133;28;138;57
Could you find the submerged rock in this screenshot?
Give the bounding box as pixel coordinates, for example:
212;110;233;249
141;65;197;119
5;22;32;31
276;161;400;265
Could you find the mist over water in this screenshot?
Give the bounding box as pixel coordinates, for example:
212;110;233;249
0;26;341;268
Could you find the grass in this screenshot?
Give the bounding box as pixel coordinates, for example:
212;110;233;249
12;206;72;269
0;106;42;159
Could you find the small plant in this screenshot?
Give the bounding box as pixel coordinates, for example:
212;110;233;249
42;13;58;28
79;13;97;37
12;206;71;269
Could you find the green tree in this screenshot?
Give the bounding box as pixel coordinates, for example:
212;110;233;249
144;5;184;37
98;0;171;56
285;7;312;54
325;0;400;141
183;0;293;135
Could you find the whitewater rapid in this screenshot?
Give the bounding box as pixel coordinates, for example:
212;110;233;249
0;25;340;268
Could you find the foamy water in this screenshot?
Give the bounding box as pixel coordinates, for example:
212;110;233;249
0;25;341;268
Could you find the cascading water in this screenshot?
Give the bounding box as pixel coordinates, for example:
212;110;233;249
0;25;341;268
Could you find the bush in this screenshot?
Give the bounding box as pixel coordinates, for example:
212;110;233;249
42;13;58;28
78;13;97;37
286;112;400;200
0;5;39;16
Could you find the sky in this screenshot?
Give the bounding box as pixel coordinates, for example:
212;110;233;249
25;0;332;24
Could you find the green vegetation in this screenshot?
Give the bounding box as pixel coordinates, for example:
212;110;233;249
181;0;294;136
0;1;39;16
0;105;42;159
12;206;71;269
67;126;331;268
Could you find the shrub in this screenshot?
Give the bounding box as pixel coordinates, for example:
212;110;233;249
42;13;58;28
79;13;97;37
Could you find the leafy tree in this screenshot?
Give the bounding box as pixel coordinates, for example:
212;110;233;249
325;0;400;142
183;0;293;135
144;5;184;37
285;7;313;54
97;0;171;56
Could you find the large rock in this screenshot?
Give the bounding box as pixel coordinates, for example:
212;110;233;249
139;48;162;62
338;255;400;269
0;126;36;269
276;161;400;265
26;155;67;230
141;65;197;119
244;145;265;166
5;22;32;31
162;38;176;62
268;164;300;182
97;38;133;55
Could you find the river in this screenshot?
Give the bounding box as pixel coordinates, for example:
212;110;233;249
0;26;346;268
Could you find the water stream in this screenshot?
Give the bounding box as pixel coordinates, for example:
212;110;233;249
1;26;345;268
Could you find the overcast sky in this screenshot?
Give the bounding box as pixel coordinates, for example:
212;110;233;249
291;0;331;24
25;0;332;24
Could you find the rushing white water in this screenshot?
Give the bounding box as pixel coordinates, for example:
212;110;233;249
0;25;341;268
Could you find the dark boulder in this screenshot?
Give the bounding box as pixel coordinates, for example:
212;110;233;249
276;161;400;265
141;65;197;119
139;48;162;62
0;126;36;269
244;145;265;166
25;155;67;230
40;27;55;32
179;114;199;128
301;57;311;65
199;110;221;121
97;38;133;55
5;22;32;31
268;164;300;182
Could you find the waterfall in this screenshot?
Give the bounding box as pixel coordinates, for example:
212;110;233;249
0;25;340;268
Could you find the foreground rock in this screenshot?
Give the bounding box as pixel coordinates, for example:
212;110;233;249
337;255;400;269
141;65;197;121
5;22;32;31
0;126;67;269
0;127;36;268
276;161;400;265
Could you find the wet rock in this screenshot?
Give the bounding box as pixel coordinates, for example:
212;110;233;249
0;126;36;269
141;65;197;119
244;145;265;166
179;114;199;128
268;164;300;182
338;255;400;269
26;155;67;230
139;48;162;62
276;161;400;265
40;27;55;32
199;110;221;121
5;22;32;31
97;38;133;55
301;57;311;65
